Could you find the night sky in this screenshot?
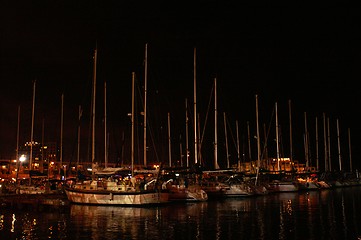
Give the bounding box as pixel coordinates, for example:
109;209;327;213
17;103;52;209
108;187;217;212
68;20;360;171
1;2;360;171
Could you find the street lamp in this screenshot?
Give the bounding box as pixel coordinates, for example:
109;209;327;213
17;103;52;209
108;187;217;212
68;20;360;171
16;154;26;183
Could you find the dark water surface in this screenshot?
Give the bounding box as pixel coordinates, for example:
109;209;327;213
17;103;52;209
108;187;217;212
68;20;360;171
1;186;361;240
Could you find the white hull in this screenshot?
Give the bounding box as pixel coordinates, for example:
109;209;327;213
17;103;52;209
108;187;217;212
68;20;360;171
298;181;320;190
17;186;46;194
316;181;331;189
168;185;208;202
252;185;269;195
64;187;169;206
267;180;299;192
201;184;227;199
223;184;255;197
16;179;64;195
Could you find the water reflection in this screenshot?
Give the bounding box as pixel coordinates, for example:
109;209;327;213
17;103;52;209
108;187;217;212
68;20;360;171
1;187;361;239
70;205;162;239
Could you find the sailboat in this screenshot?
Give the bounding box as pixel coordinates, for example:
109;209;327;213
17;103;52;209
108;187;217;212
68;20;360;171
160;48;208;202
265;102;299;193
160;129;208;202
64;49;169;206
218;112;258;197
295;111;321;190
161;166;208;202
13;81;64;195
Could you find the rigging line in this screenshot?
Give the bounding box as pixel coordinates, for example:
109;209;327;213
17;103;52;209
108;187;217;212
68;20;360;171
136;73;162;163
278;124;285;159
225;114;238;154
134;74;144;165
199;82;215;151
146;113;160;163
68;106;85;170
261;105;275;160
197;83;215;167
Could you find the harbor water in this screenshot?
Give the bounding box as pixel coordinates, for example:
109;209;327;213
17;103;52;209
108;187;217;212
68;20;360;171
1;186;361;240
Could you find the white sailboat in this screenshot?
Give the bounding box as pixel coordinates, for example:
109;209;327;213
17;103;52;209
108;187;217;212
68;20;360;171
15;81;65;194
64;49;169;206
296;111;321;190
160;48;208;202
221;112;258;197
161;167;208;202
200;77;229;198
223;176;257;197
266;102;299;193
201;81;262;198
161;113;207;202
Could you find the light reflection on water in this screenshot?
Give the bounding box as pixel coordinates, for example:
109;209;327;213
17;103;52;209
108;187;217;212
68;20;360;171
1;187;361;239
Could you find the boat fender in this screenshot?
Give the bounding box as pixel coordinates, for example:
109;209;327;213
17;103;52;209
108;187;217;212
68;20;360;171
109;192;113;200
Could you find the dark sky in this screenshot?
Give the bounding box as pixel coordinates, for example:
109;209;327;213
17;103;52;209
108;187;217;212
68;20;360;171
1;1;360;171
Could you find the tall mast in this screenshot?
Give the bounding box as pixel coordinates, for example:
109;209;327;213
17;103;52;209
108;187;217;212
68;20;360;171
315;116;319;171
275;102;280;171
77;105;82;170
348;128;352;172
254;95;261;184
131;72;135;176
60;93;64;178
197;114;202;164
256;95;261;171
185;98;189;167
247;121;252;164
179;134;183;167
104;81;108;168
214;78;219;169
327;117;332;171
323;113;328;171
263;123;269;168
29;80;36;170
223;112;229;168
168;112;172;167
91;48;97;177
288;100;293;162
304;112;309;169
143;43;148;167
30;79;36;171
16;105;20;181
236;120;240;171
193;47;198;164
41;117;44;173
337;119;342;171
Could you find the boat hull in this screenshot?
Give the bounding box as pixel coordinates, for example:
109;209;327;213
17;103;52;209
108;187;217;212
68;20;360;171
64;187;169;206
201;185;227;199
223;184;255;197
168;186;208;202
266;181;299;193
297;181;320;190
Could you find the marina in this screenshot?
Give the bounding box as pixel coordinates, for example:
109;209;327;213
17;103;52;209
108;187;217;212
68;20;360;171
1;2;360;239
1;169;360;210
